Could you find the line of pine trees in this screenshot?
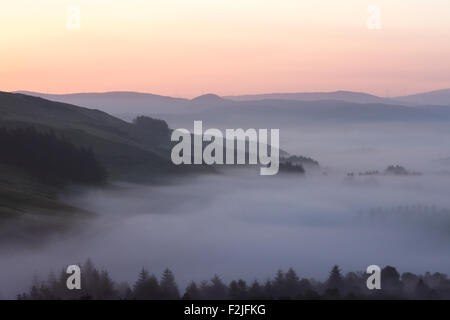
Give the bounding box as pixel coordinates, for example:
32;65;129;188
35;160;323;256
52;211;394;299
17;259;450;300
0;127;107;185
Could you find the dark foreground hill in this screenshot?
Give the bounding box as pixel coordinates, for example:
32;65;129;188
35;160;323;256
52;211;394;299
0;91;187;180
0;91;198;240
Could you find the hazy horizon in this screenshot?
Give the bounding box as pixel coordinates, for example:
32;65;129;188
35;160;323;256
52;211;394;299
11;87;450;100
2;0;450;98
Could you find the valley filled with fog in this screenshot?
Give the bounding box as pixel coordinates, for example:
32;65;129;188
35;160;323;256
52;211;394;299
2;121;450;298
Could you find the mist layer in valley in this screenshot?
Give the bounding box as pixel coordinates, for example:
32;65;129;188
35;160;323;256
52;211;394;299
1;122;450;299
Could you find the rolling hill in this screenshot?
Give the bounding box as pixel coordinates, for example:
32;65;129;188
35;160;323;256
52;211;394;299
225;90;400;104
14;90;191;117
0;91;300;240
15;90;450;127
394;88;450;106
0;91;182;180
0;91;197;238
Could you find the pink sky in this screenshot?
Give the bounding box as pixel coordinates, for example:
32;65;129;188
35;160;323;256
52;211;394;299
1;0;450;98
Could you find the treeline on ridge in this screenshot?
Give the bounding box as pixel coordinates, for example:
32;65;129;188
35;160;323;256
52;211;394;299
18;259;450;300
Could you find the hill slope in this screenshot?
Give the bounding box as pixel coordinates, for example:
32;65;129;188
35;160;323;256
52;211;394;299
394;88;450;106
0;91;180;180
0;91;197;241
14;90;190;116
225;90;400;104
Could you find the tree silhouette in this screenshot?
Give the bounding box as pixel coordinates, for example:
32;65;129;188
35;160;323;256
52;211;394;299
182;281;201;300
17;260;450;300
206;275;228;299
327;265;343;290
133;268;161;299
160;268;180;299
229;279;248;299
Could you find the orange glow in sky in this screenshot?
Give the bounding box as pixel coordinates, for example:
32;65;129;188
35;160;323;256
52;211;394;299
1;0;450;97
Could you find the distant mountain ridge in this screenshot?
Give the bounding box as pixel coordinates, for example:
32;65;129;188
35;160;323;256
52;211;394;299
393;88;450;106
14;89;450;120
14;90;190;115
191;93;229;103
226;89;450;106
225;90;399;105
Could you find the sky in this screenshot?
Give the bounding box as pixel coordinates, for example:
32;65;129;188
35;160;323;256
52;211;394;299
1;0;450;98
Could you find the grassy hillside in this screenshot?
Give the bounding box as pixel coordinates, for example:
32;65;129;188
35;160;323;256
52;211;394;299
0;91;185;181
0;164;92;243
0;91;202;240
